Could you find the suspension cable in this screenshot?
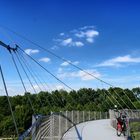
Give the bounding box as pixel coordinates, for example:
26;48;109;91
0;25;114;87
18;46;136;110
17;52;42;91
18;47;138;110
18;48;104;110
0;26;138;109
10;51;35;114
15;52;50;107
106;89;124;109
120;89;137;109
111;88;131;110
15;52;37;93
1;26;137;109
18;51;53;92
18;47;74;91
15;52;44;107
0;65;19;136
17;50;69;108
100;83;115;109
131;90;140;104
93;83;111;110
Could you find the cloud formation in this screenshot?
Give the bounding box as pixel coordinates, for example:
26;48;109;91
39;57;51;63
54;26;99;48
96;55;140;67
75;29;99;43
61;61;79;66
61;38;84;47
25;49;39;55
57;69;101;81
61;38;73;46
74;41;84;47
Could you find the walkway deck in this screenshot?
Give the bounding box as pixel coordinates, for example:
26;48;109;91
62;119;126;140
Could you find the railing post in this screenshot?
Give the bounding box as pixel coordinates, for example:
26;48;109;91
88;111;90;121
132;111;135;119
50;112;53;140
106;112;108;119
83;111;85;122
72;110;74;126
94;111;96;120
31;115;37;140
100;111;102;119
77;111;79;124
59;111;61;139
137;111;139;119
65;111;68;131
52;113;55;140
128;118;131;137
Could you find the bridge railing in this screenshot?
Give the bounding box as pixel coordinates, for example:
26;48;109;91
30;111;109;140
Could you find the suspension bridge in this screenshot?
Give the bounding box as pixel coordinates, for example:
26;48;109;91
0;26;140;140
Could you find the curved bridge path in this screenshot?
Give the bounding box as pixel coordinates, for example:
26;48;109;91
62;119;126;140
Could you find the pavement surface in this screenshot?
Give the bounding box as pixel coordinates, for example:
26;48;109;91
62;119;126;140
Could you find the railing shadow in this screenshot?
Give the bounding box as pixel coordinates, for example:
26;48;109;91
73;125;83;140
59;112;83;140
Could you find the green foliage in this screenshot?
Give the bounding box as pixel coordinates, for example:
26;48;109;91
0;116;16;136
0;87;140;137
130;122;140;132
130;122;140;140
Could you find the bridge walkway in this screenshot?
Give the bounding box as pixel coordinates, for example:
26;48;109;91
62;119;126;140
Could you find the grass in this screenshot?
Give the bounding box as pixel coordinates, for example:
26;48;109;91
130;122;140;140
131;132;140;140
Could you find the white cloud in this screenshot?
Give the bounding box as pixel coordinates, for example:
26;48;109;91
61;61;79;66
74;41;84;47
55;85;64;90
25;49;39;55
80;25;95;30
86;38;94;43
61;38;84;47
96;55;140;67
78;69;101;81
39;57;51;63
73;61;79;65
61;61;69;66
55;26;99;48
85;30;99;38
75;28;99;43
60;33;65;36
75;32;85;38
57;69;101;81
61;38;73;46
51;45;59;50
61;61;70;66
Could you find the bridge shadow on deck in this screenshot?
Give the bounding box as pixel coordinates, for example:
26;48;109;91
73;125;83;140
60;113;83;140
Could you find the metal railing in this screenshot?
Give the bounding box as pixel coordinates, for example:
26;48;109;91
19;110;140;140
29;111;109;140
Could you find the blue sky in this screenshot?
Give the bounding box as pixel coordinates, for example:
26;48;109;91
0;0;140;95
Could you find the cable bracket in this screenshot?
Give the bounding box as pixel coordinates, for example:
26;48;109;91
0;40;18;53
